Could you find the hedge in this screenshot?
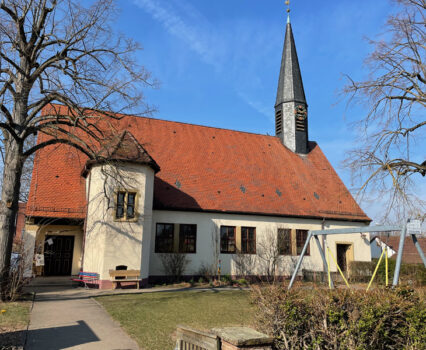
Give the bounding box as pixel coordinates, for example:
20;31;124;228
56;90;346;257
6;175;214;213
349;259;426;286
252;285;426;350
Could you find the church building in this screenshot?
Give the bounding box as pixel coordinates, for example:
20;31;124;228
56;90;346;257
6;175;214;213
22;14;372;288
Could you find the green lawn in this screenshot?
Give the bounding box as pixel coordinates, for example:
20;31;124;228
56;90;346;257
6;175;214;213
0;301;31;348
97;290;255;350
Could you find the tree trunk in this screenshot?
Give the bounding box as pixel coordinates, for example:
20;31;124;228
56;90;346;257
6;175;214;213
0;138;24;300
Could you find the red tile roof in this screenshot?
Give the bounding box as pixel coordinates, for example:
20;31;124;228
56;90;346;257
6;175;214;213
82;130;160;177
26;105;370;222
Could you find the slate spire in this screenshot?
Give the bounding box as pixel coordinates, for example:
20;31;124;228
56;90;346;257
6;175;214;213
275;19;306;107
275;14;309;154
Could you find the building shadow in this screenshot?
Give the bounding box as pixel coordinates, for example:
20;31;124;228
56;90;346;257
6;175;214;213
153;177;201;210
0;329;26;349
26;320;100;350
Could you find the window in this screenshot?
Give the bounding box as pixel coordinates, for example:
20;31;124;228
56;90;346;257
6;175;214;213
220;226;236;254
241;227;256;254
126;193;136;219
115;191;137;220
179;224;197;253
155;223;174;253
295;105;307;132
278;228;292;255
275;109;282;134
116;192;125;219
296;229;310;255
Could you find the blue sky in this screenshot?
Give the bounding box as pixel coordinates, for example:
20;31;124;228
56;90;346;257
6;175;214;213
114;0;420;222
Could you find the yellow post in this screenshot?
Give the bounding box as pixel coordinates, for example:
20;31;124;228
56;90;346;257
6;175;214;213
327;247;350;288
367;248;385;291
385;248;388;286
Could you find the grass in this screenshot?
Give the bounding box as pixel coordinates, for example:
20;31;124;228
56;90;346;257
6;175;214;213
97;290;254;350
0;301;31;348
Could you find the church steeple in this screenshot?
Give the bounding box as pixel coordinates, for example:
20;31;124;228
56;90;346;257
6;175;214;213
275;10;309;154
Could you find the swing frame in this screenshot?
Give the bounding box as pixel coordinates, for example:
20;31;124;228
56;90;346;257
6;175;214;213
288;221;426;290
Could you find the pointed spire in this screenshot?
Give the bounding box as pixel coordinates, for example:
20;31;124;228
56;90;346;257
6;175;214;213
275;18;306;107
274;5;309;154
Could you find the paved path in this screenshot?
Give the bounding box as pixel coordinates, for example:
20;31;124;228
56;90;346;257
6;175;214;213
26;288;140;350
24;279;247;349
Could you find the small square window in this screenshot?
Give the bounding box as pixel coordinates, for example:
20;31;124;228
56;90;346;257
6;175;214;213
115;191;137;221
126;193;136;219
296;229;310;256
220;226;236;254
155;223;174;253
179;224;197;253
278;228;292;255
116;192;126;219
241;227;256;254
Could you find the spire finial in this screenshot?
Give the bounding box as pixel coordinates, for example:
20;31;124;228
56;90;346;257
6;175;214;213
285;0;290;23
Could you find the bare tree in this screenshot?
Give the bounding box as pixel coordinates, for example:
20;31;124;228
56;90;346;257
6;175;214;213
232;250;255;278
159;253;189;283
257;228;281;282
343;0;425;222
0;0;154;298
211;223;220;279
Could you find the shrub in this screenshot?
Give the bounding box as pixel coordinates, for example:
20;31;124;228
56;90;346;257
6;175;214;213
236;278;248;286
349;259;426;286
159;253;189;283
220;274;232;285
197;263;215;282
374;259;426;286
251;285;426;350
348;261;375;283
3;240;30;301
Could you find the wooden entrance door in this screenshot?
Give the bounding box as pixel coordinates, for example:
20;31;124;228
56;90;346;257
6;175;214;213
44;235;74;276
336;244;353;273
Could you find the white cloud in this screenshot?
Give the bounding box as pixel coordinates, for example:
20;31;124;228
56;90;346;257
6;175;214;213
132;0;220;69
132;0;277;123
237;91;272;122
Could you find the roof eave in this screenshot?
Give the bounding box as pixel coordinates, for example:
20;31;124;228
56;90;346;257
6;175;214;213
81;159;161;178
152;206;372;224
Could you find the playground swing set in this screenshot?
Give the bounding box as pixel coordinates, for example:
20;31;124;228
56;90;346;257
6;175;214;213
288;220;426;290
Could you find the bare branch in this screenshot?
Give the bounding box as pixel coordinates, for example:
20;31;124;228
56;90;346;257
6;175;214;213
342;0;426;221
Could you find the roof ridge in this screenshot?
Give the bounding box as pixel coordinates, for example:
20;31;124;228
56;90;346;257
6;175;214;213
125;114;277;138
44;103;283;138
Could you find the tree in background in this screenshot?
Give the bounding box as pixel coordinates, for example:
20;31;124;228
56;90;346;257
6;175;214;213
343;0;425;222
0;0;154;299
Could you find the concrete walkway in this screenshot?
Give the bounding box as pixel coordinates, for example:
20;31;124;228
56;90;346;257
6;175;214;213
26;286;140;350
24;278;247;349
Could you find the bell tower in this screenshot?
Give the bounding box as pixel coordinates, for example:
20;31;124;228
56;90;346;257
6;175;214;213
275;4;309;154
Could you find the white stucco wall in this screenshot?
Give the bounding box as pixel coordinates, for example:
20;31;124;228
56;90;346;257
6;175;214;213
83;163;154;280
149;210;371;277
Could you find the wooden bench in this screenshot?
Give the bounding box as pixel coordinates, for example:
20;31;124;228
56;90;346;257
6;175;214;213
109;269;141;289
175;326;220;350
71;271;99;288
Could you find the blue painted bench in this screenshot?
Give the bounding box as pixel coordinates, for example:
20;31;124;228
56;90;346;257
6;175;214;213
71;271;99;288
